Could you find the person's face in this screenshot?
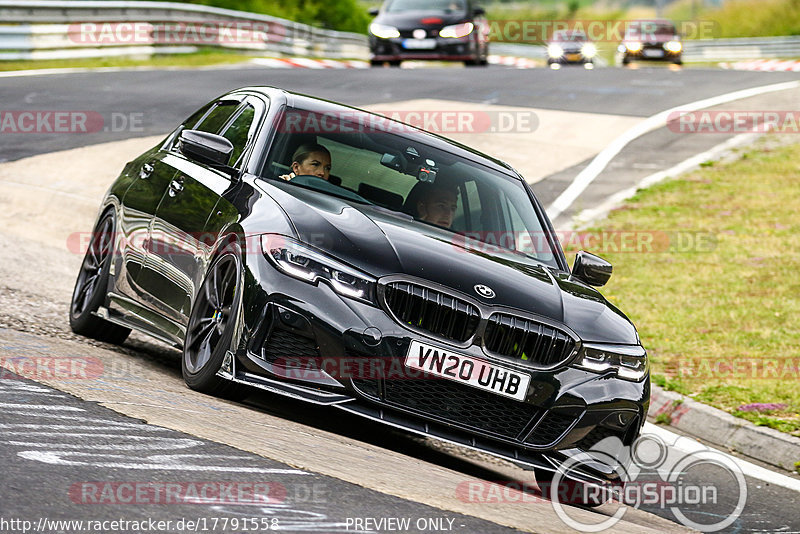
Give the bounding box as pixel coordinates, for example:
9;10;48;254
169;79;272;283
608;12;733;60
292;151;331;180
417;189;458;228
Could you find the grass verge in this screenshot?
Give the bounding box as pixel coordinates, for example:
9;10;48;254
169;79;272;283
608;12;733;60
565;136;800;437
0;49;259;72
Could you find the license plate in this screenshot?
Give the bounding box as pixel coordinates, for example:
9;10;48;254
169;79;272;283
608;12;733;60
643;48;664;57
402;38;436;50
566;53;581;61
405;340;530;401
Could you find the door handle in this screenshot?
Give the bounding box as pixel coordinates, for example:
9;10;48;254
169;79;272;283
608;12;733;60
140;162;154;179
168;178;184;197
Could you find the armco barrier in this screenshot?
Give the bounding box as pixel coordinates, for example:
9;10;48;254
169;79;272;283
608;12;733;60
682;35;800;62
0;0;369;61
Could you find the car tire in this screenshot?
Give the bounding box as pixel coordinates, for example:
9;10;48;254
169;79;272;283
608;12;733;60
622;56;630;66
182;241;245;400
673;57;683;65
69;210;131;345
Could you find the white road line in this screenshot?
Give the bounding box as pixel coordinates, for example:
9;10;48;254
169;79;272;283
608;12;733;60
547;80;800;220
644;423;800;493
0;403;83;410
569;132;758;228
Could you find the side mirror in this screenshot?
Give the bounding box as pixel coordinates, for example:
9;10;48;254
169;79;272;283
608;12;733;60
179;129;234;167
473;6;486;16
572;251;612;287
368;7;379;16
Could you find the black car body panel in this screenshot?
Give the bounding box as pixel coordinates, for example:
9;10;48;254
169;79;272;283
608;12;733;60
72;86;649;485
369;0;489;64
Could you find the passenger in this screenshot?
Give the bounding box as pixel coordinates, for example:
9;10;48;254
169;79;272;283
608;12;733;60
281;143;331;181
406;182;459;229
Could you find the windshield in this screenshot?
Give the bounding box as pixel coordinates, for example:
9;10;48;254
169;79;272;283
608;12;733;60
386;0;466;13
552;31;586;42
625;21;677;39
260;106;560;268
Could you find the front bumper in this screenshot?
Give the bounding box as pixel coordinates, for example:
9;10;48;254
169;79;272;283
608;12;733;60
548;53;592;65
623;45;682;61
231;254;649;482
370;35;481;62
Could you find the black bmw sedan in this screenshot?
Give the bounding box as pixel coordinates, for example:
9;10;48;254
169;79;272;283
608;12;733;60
70;87;648;498
368;0;489;66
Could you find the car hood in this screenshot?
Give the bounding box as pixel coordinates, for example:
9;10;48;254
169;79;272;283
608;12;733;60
263;183;638;344
376;11;468;30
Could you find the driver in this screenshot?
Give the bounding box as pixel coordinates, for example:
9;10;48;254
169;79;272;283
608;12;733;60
405;182;459;229
281;143;331;181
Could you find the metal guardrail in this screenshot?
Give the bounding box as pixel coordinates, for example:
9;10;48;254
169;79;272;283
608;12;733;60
2;2;798;65
0;0;369;61
682;36;800;61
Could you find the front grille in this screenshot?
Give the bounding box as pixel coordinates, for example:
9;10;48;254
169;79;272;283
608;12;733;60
352;377;380;398
484;314;575;366
525;411;576;446
383;282;480;342
262;329;319;363
383;376;540;440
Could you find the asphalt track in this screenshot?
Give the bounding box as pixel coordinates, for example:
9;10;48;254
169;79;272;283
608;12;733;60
2;63;800;533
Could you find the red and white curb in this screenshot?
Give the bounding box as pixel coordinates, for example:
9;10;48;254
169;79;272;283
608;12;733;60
251;55;544;69
720;59;800;72
487;55;540;69
250;58;369;69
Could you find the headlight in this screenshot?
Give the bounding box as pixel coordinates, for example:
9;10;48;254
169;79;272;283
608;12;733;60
665;40;682;53
370;23;400;39
625;41;643;52
547;44;564;58
581;43;597;58
573;344;648;382
439;22;474;38
261;234;376;303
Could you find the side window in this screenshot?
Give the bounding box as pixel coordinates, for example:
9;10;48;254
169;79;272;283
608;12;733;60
182;102;214;129
220;104;256;166
455;179;481;232
194;102;240;135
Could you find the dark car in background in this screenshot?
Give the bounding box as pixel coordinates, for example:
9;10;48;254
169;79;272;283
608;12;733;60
70;87;648;502
619;20;683;65
547;30;597;69
368;0;489;66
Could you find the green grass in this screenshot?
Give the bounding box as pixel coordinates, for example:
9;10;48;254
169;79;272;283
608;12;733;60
0;49;257;72
565;137;800;437
487;0;800;47
667;0;800;39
